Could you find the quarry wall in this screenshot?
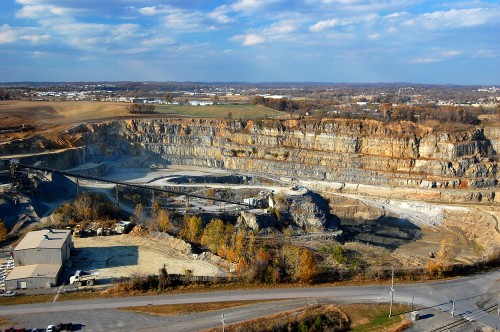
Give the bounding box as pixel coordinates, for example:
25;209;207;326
1;118;499;191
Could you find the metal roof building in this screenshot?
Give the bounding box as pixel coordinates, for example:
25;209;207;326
6;229;72;290
4;264;61;290
13;229;72;266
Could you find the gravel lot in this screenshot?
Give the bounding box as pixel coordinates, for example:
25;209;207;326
71;233;227;284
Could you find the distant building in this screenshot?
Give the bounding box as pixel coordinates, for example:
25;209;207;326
188;100;213;106
5;229;72;290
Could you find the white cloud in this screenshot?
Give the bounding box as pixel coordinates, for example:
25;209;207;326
141;36;175;47
232;0;280;13
231;18;300;46
207;5;234;24
162;10;204;33
231;33;265;46
0;25;18;44
310;19;340;32
138;6;160;16
16;4;73;19
441;50;462;57
264;21;297;35
403;8;498;29
409;57;441;63
20;34;50;43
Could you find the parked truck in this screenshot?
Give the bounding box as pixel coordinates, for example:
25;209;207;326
69;270;99;287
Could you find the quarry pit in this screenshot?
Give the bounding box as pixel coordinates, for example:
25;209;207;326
1;111;499;273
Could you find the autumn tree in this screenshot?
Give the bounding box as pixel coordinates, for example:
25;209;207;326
132;203;146;224
151;200;161;217
297;249;317;284
164;93;174;103
156;209;173;233
426;240;455;277
211;95;219;105
74;193;93;221
0;219;8;240
201;218;225;252
179;214;202;243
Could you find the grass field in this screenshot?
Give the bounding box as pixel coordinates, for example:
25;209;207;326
155;104;282;119
338;303;412;332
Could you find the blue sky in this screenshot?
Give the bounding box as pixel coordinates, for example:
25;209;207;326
0;0;499;84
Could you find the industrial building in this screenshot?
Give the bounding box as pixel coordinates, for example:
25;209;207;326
5;229;72;290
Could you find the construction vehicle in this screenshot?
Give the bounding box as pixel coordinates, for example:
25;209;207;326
69;270;99;286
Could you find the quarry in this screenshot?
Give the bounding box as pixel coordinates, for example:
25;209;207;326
0;111;499;289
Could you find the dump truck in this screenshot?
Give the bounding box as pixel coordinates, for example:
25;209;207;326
69;270;99;286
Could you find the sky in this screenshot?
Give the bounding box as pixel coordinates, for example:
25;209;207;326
0;0;499;84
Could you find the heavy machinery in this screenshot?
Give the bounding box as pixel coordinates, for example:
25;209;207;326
69;270;99;286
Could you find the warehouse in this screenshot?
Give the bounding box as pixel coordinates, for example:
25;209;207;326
4;264;61;290
5;229;72;290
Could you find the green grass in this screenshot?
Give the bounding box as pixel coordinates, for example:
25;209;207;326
154;104;283;119
338;304;411;332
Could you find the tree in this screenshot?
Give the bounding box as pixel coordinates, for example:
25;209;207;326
211;95;219;105
380;103;392;120
201;219;225;253
179;214;202;243
74;193;93;221
133;203;146;224
297;249;317;284
426;240;455;277
0;219;8;240
234;229;246;258
164;93;174;104
156;209;172;233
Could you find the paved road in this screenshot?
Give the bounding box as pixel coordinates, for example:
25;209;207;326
1;270;498;331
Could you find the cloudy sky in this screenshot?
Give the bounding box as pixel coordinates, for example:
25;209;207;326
0;0;499;84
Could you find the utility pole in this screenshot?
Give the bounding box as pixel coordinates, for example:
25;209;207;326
389;267;395;318
115;184;119;207
76;177;80;197
450;292;457;317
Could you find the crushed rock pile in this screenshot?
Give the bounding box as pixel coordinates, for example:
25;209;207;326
129;225;149;236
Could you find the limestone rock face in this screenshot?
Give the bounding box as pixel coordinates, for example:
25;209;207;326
237;211;277;232
1;118;498;190
273;190;337;230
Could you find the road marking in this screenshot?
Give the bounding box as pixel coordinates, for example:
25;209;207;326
53;285;64;302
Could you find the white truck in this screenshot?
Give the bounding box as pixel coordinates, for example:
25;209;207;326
69;270;99;287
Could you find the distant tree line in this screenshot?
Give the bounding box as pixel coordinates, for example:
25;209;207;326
0;90;14;100
252;96;299;113
127;103;156;114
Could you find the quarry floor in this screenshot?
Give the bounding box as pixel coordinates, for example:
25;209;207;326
62;164;495;269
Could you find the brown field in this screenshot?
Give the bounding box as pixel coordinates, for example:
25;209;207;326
0;101;282;139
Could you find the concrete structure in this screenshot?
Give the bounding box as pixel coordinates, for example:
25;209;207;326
5;229;72;290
